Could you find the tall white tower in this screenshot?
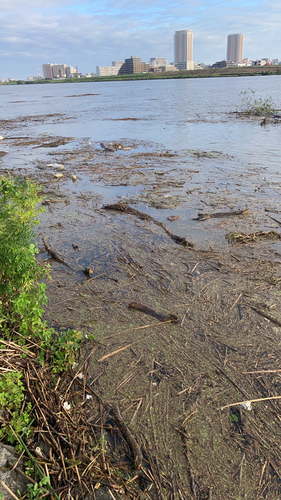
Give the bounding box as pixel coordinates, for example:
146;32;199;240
174;30;194;70
227;34;243;63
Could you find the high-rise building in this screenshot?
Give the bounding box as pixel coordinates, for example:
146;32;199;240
42;64;54;79
227;34;243;63
52;64;67;78
174;30;194;70
118;56;142;75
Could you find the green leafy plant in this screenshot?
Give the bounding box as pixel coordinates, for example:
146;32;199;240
26;476;51;499
0;175;83;363
0;175;49;341
50;328;83;373
236;88;277;116
0;371;32;443
0;176;83;447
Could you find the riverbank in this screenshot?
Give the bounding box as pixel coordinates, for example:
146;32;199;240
1;104;281;497
2;65;281;85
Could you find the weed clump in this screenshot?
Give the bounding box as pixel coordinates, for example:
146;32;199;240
236;88;277;116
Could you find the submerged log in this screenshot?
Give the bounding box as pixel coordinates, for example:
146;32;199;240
42;237;75;270
104;203;194;247
128;301;178;323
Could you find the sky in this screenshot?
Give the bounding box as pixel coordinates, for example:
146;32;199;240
0;0;280;80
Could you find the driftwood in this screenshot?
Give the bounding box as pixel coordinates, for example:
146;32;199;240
160;223;193;247
106;403;143;469
194;209;250;221
104;202;152;220
42;237;75;270
128;301;178;323
104;203;194;247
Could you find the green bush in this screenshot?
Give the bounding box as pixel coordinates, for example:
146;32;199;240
0;176;83;445
0;175;82;361
0;176;49;340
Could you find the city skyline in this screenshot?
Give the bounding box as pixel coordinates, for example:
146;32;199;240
1;0;281;80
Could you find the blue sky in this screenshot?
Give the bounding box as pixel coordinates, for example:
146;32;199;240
0;0;280;79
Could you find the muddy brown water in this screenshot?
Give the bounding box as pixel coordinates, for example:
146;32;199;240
1;79;281;498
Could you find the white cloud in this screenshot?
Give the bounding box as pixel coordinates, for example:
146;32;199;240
0;0;281;79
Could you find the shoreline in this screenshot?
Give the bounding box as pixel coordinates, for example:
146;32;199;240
2;65;281;85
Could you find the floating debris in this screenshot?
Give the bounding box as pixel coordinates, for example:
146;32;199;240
194;209;250;221
227;230;281;244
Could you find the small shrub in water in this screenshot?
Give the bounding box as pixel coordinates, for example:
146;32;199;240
236;88;277;116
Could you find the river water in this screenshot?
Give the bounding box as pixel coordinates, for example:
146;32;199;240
1;76;281;158
1;75;281;251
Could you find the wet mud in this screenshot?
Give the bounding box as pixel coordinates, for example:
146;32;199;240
1;113;281;498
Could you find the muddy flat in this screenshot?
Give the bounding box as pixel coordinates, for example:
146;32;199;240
1;107;281;498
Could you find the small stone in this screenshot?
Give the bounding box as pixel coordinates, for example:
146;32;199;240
0;136;4;140
167;215;179;221
72;175;77;181
0;443;30;499
53;173;63;179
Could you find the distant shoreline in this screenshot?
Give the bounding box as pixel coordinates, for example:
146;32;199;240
2;65;281;85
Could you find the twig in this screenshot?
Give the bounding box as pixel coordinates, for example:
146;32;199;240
131;398;143;424
220;395;281;411
229;293;243;312
111;241;142;274
242;369;281;374
98;332;156;362
181;410;197;427
1;482;20;500
103;319;172;340
251;306;281;327
42;237;75;270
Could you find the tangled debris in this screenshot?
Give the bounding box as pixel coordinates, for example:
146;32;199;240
0;340;160;499
227;230;281;244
